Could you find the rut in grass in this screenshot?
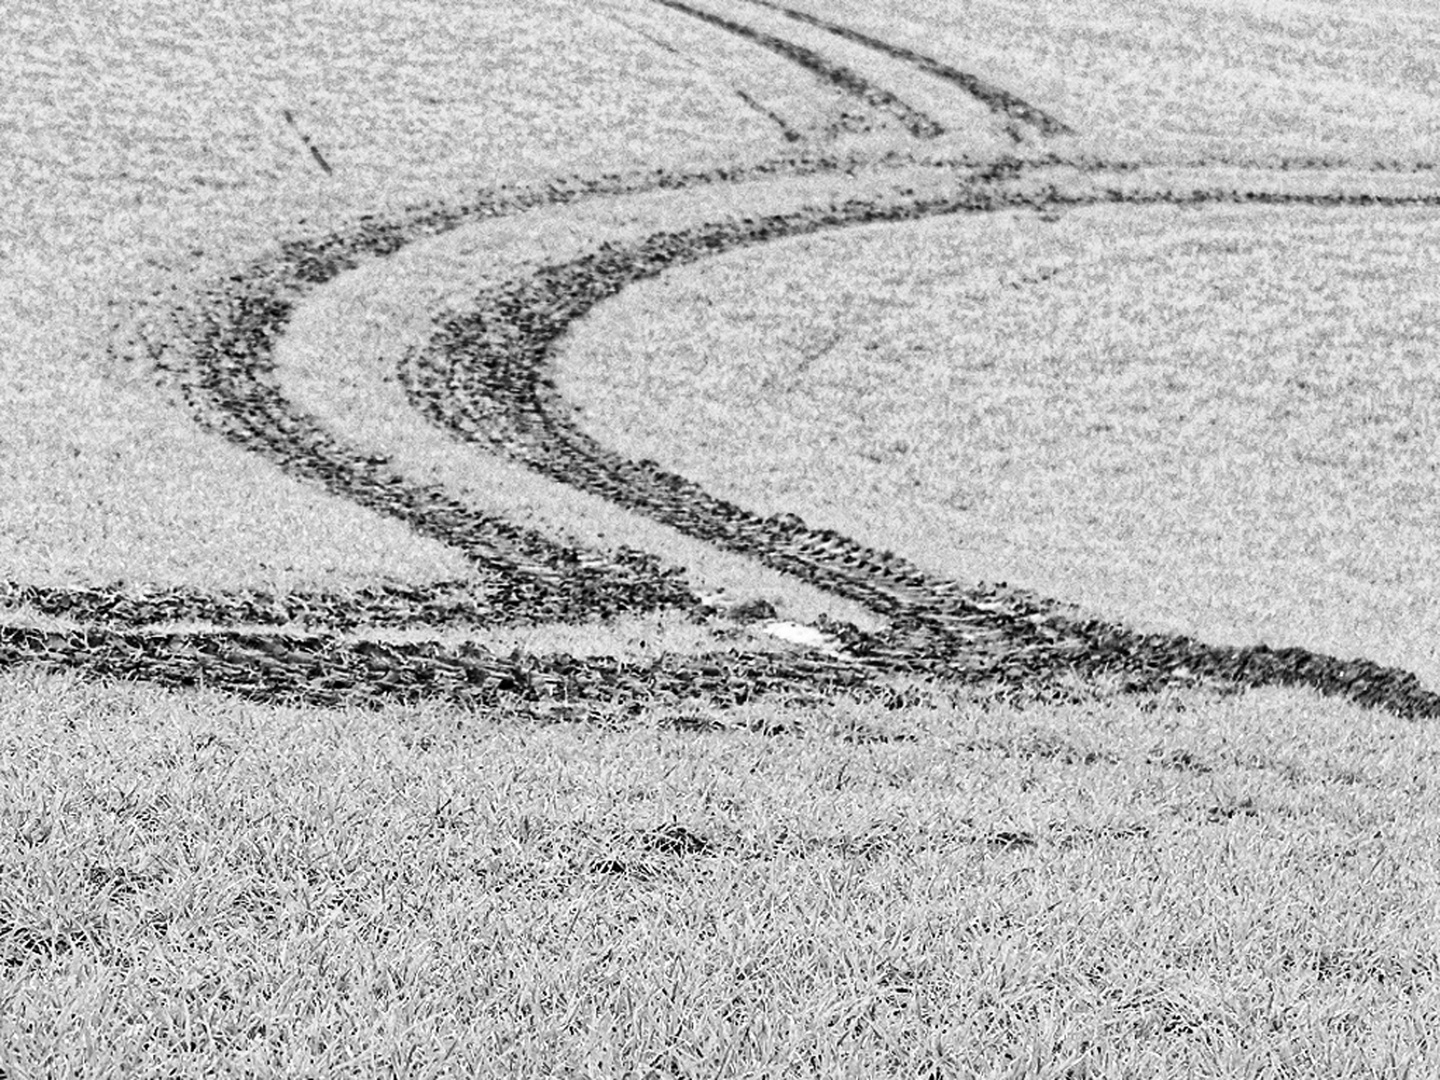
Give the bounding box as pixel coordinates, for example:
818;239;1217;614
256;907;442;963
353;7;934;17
4;0;1438;720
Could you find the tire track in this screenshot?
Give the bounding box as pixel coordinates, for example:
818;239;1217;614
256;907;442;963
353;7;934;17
596;7;808;143
7;157;940;711
172;236;694;626
739;0;1074;137
5;5;1438;720
654;0;945;140
1;579;548;632
399;167;1440;720
0;624;878;714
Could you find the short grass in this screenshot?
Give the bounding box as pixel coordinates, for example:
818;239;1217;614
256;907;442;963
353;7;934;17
2;0;766;593
3;670;1438;1077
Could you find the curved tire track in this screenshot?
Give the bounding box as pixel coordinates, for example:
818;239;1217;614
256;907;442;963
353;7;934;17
399;168;1440;720
739;0;1074;137
655;0;944;139
4;2;1439;720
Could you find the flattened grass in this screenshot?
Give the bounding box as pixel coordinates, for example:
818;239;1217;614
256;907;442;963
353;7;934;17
3;671;1438;1076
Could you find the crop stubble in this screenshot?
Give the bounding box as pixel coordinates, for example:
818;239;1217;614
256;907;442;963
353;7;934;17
2;0;1438;719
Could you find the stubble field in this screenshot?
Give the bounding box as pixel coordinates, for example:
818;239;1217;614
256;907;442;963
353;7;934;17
3;1;1439;1076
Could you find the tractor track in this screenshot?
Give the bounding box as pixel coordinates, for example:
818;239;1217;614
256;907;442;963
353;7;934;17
4;1;1439;720
398;169;1440;720
736;0;1075;138
652;0;944;140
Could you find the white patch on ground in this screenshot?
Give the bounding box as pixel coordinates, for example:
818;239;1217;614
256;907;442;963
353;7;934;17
756;620;846;656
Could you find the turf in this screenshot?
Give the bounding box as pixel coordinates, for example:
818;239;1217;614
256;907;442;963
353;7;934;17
3;671;1438;1075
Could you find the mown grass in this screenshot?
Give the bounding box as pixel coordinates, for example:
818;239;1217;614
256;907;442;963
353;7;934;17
3;671;1438;1077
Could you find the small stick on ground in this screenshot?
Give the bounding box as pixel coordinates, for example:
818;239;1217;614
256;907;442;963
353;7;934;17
281;107;334;176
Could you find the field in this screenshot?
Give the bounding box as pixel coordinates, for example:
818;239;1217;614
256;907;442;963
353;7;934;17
3;0;1439;1075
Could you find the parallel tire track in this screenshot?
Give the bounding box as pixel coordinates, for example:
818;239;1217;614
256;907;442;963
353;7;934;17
399;172;1440;720
655;0;945;139
5;1;1438;720
739;0;1075;137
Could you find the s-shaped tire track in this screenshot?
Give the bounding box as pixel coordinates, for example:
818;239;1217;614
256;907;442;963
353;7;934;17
5;2;1439;720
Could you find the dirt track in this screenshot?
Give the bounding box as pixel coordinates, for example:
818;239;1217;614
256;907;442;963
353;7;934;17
3;0;1438;719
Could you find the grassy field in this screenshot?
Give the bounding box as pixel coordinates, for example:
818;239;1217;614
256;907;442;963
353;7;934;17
3;0;1440;1076
3;670;1439;1077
